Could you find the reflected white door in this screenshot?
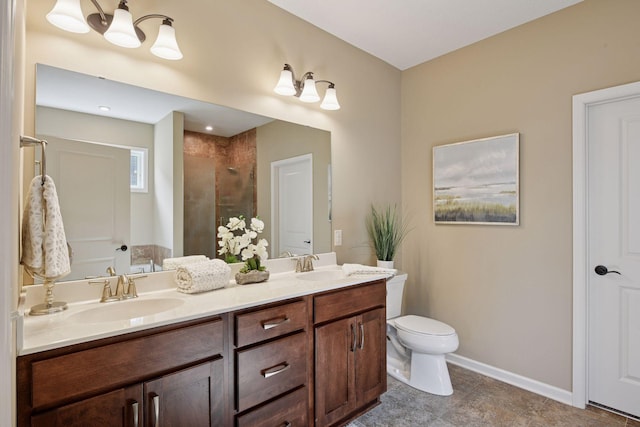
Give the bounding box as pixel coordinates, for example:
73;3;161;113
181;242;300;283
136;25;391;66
587;97;640;417
42;136;130;280
272;154;312;256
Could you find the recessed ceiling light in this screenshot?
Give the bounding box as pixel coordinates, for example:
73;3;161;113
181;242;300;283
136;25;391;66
98;105;111;112
205;125;213;131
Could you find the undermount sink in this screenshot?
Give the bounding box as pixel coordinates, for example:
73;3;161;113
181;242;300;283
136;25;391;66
297;269;347;282
70;298;185;323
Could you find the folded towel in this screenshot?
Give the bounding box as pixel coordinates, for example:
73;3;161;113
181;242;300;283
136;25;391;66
175;259;231;294
163;255;209;270
342;263;397;278
21;175;71;280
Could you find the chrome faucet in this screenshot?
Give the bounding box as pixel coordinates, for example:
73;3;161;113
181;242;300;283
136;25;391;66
295;254;319;272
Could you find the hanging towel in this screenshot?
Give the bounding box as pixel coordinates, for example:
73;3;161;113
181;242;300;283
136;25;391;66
341;263;396;278
162;255;210;271
175;259;231;294
21;175;71;280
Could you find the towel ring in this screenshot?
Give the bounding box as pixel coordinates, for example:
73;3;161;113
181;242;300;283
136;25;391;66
20;136;47;185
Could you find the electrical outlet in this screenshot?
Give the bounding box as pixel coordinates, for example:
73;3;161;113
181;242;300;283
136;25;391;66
334;229;342;246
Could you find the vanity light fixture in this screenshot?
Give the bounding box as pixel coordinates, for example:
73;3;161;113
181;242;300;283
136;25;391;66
46;0;183;60
274;64;340;110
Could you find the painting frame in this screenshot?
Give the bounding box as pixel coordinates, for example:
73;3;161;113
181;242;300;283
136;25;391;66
433;133;519;225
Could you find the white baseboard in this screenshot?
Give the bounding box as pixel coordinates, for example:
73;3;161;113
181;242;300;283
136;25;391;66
446;353;574;406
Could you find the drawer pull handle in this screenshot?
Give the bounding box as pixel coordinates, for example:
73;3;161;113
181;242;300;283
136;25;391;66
280;422;292;427
262;316;290;330
261;362;290;378
130;400;139;427
359;322;365;350
151;393;160;427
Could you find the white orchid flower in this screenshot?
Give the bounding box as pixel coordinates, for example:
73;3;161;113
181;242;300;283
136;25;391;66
250;218;265;233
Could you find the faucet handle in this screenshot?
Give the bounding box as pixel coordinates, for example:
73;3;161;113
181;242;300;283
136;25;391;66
303;254;318;272
89;279;113;303
125;275;147;298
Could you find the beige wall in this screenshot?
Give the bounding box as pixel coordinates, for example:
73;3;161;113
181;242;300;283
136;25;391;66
23;0;403;267
401;0;640;391
256;120;332;257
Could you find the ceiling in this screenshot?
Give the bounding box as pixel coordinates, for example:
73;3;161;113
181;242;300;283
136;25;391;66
36;65;273;137
267;0;583;70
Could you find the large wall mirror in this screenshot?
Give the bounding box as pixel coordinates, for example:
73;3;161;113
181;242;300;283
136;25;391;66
30;64;332;282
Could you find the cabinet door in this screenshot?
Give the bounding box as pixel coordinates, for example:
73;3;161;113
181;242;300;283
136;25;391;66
315;317;356;426
31;385;142;427
144;358;225;427
355;307;387;405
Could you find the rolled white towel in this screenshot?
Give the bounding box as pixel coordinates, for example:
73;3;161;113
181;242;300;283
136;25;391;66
163;255;209;271
341;263;397;278
175;259;231;294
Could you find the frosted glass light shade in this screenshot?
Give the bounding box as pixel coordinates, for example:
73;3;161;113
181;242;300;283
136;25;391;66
151;24;183;60
46;0;90;33
274;69;296;96
299;78;320;103
320;87;340;110
104;8;141;48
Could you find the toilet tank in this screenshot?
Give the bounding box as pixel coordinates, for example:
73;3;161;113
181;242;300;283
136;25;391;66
386;272;407;319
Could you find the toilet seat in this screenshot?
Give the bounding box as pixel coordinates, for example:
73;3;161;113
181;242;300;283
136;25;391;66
394;315;455;336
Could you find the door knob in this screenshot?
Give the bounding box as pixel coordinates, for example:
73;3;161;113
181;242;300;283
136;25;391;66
594;265;621;276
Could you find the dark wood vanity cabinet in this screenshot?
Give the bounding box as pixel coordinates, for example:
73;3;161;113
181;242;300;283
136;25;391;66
18;280;387;427
314;280;387;427
18;315;228;427
232;298;311;426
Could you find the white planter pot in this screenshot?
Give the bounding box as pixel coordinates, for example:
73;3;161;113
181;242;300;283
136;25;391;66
377;260;394;269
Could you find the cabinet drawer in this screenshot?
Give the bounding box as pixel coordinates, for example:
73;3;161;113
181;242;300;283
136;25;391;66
314;281;386;324
236;386;308;427
235;299;307;347
29;316;224;410
236;332;307;412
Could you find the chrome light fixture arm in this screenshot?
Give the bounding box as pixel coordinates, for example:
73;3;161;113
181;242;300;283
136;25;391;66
88;0;108;26
274;63;340;110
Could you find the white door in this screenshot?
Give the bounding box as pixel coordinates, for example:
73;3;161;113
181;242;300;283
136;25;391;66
272;154;313;256
42;136;131;280
587;96;640;417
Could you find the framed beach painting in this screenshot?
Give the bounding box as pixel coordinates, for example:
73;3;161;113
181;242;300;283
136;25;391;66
433;133;519;225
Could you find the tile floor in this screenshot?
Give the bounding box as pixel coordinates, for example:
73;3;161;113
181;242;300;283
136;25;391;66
348;364;640;426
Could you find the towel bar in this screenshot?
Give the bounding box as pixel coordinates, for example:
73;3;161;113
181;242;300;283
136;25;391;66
20;135;47;185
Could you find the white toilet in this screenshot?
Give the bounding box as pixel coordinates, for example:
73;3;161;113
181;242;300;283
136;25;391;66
386;273;459;396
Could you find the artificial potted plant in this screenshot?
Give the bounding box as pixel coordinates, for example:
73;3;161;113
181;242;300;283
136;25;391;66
365;204;409;269
217;215;270;285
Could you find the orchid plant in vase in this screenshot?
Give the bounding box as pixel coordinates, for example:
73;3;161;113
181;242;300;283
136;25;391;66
217;216;270;282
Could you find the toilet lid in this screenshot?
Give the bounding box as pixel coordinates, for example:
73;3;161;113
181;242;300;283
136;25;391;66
394;315;455;336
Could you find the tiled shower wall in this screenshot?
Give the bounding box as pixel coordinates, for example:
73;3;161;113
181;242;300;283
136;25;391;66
183;129;257;259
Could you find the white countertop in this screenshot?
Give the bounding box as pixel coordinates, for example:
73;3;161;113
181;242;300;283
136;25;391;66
17;253;395;356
